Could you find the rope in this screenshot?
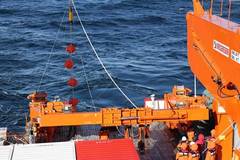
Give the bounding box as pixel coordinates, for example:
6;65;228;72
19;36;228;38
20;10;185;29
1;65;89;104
116;126;139;139
228;0;232;21
71;0;138;108
220;0;223;16
116;126;125;137
210;0;214;14
80;55;96;111
37;9;67;91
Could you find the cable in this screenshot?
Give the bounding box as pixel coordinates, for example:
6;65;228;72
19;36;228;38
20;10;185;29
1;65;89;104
80;55;96;111
193;43;240;99
228;0;232;21
210;0;214;14
116;126;139;139
71;0;138;108
37;9;67;91
220;0;223;16
166;96;176;115
116;126;125;137
193;43;219;78
217;85;235;98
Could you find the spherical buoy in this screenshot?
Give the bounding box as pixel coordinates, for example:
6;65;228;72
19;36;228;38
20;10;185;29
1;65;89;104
66;43;76;54
69;98;79;106
64;59;74;69
67;77;78;87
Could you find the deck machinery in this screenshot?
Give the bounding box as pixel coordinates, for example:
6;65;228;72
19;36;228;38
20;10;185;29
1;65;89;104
27;86;209;142
23;0;240;159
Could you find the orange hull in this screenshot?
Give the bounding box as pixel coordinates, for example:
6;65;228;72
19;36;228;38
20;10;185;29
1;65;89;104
187;1;240;159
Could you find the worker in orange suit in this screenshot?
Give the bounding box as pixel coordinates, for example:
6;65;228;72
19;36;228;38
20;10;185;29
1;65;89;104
206;129;216;141
176;136;189;160
177;136;188;151
187;130;195;143
188;142;200;160
205;138;216;160
210;129;216;139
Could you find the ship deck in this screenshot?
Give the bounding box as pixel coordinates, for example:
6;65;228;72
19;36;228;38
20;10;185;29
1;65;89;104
72;122;176;160
137;122;176;160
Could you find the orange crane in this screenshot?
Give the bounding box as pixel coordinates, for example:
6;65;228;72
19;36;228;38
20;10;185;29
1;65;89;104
27;86;208;143
188;0;240;159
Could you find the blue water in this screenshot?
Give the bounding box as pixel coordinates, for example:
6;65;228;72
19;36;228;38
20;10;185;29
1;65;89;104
0;0;239;132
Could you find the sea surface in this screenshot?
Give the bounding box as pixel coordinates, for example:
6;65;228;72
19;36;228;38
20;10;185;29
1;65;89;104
0;0;239;132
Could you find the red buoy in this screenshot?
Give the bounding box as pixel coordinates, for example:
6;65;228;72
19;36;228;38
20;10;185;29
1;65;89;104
69;98;79;106
64;59;74;69
67;77;78;87
66;43;76;54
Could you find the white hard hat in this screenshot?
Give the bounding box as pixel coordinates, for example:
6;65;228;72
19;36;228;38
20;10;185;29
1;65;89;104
190;141;195;146
181;136;187;141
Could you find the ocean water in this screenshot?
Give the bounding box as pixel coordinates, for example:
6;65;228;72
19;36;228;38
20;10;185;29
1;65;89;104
0;0;239;132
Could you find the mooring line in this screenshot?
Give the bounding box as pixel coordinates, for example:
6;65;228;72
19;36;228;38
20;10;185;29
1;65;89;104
71;0;138;108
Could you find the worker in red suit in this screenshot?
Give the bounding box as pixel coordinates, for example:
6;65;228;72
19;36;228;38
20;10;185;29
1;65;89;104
196;133;205;153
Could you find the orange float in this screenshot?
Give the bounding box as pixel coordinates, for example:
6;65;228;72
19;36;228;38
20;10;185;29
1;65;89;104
64;59;74;69
67;77;78;87
69;97;79;106
66;43;76;54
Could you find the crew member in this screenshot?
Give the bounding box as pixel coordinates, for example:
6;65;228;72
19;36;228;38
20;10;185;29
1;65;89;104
187;130;195;143
176;136;189;160
196;133;205;152
210;129;216;139
188;142;200;160
177;136;188;151
205;138;216;160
